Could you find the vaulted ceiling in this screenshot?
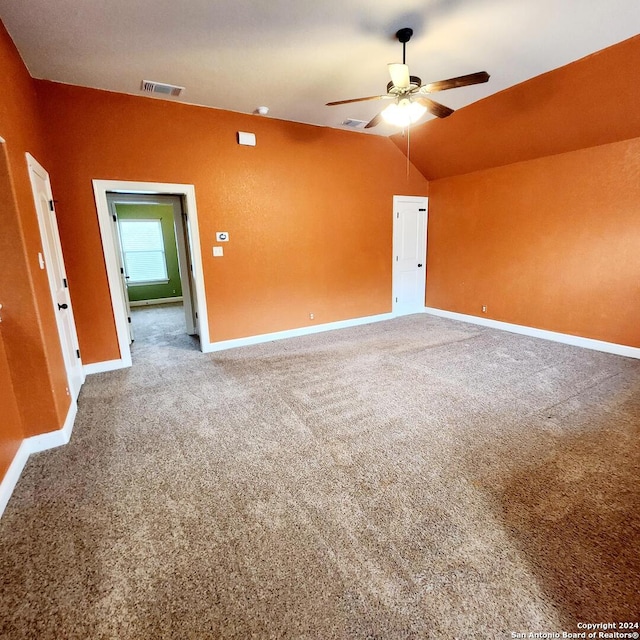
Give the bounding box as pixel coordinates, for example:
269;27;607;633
1;0;639;136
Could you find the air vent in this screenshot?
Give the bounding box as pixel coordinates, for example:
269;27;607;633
140;80;185;97
342;119;367;129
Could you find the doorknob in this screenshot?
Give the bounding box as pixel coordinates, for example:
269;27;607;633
58;303;68;310
418;263;423;268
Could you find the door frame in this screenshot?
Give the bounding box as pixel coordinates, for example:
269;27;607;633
92;180;209;371
27;153;85;398
392;195;428;316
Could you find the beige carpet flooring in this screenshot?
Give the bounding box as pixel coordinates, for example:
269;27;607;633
1;304;639;639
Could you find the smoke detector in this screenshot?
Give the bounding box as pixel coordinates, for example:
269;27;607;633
140;80;185;97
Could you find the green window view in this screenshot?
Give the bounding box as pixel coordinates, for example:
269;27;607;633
119;218;169;284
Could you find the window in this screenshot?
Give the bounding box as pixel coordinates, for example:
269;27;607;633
118;219;169;284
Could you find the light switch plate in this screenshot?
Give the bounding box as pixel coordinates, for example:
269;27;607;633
216;232;229;242
213;246;224;257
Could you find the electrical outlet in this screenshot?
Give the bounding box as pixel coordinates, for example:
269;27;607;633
482;305;487;313
309;313;314;320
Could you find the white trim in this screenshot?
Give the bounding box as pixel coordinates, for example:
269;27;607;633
0;442;30;517
129;296;183;307
204;312;395;353
25;400;77;454
424;307;640;359
0;401;77;518
83;359;127;375
92;180;209;368
27;153;85;399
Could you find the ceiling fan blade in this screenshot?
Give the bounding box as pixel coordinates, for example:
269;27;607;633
326;95;386;106
422;71;490;93
364;111;384;129
388;63;410;89
415;96;454;118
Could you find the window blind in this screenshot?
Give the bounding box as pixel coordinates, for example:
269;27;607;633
119;219;168;284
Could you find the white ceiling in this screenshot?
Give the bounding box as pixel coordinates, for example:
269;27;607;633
1;0;639;136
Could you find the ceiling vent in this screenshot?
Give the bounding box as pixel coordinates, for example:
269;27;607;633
140;80;185;97
342;119;367;129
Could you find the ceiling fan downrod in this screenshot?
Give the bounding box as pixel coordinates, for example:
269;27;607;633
396;27;413;64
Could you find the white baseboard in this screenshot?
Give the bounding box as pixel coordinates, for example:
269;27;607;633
84;358;130;375
204;312;395;353
129;296;183;307
0;442;30;518
24;401;77;454
424;307;640;359
0;401;77;518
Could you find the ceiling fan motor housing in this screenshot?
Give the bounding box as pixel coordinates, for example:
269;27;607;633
387;76;422;94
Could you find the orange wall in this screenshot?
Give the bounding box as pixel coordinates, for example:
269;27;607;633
393;34;640;348
36;82;429;363
0;331;22;479
426;137;640;347
0;20;70;455
393;34;640;180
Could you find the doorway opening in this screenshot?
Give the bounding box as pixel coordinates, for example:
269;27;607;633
93;181;209;371
106;193;197;349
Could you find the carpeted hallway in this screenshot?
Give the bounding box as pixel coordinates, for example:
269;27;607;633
1;306;639;639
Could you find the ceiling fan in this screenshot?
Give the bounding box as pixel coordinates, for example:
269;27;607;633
326;27;489;129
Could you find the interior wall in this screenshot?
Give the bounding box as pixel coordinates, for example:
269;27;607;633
36;81;429;363
392;34;640;348
0;19;70;451
115;203;183;303
393;34;640;180
426;136;640;347
0;330;22;479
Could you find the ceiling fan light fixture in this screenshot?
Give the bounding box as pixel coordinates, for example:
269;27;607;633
388;63;410;89
381;98;427;128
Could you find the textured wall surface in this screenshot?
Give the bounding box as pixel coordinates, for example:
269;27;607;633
391;35;640;347
36;81;428;362
0;21;69;450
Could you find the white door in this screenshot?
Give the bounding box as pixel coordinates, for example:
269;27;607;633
106;195;134;343
27;154;84;400
393;195;428;316
173;200;198;335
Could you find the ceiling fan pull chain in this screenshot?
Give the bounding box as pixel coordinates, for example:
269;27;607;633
406;123;411;179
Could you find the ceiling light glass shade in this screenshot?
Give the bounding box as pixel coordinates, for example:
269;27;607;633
381;99;427;127
388;63;410;89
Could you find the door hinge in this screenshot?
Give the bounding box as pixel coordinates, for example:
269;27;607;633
49;199;55;211
195;311;198;319
63;278;68;288
120;267;124;274
128;316;131;324
112;214;117;222
76;349;81;359
395;297;398;303
396;212;399;218
396;256;398;262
